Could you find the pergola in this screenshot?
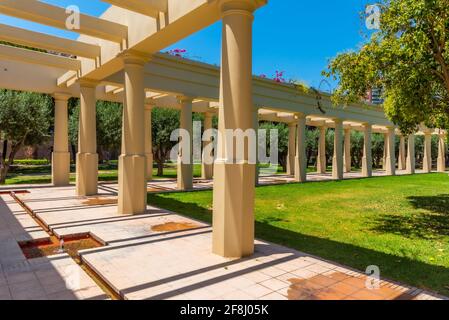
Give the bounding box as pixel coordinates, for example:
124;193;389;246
0;0;446;258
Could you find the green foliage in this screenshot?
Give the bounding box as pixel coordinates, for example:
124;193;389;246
0;89;52;183
325;0;449;134
68;99;123;160
259;122;288;169
151;107;180;175
13;159;50;166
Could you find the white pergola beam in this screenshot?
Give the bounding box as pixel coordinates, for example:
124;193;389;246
0;23;101;59
0;0;128;43
0;44;81;71
101;0;167;17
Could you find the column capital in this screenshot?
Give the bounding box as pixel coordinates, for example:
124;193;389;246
295;112;306;120
119;50;151;66
219;0;265;15
53;92;71;102
288;121;297;128
177;95;195;104
145;104;154;111
205;111;214;119
79;78;99;88
332;118;343;124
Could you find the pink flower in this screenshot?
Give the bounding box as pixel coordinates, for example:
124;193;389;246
168;49;187;57
273;70;286;83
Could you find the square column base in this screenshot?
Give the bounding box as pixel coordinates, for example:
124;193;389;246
177;162;193;190
201;163;214;180
76;153;98;196
332;157;344;180
294;156;307;182
52;152;70;186
287;155;295;176
423;156;432;173
146;153;153;181
437;157;446;173
362;156;372;178
118;154;147;215
212;161;255;258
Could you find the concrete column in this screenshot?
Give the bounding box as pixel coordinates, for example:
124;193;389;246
76;80;98;196
287;122;296;176
144;104;153;181
423;132;432;173
344;128;351;173
201;112;214;180
213;1;256;258
406;134;416;174
386;127;396;176
317;125;327;174
382;133;388;170
254;108;259;185
362;123;372;177
177;96;194;190
332;119;344;180
294;114;307;182
118;52;148;215
52;93;71;187
398;135;406;171
437;133;446;173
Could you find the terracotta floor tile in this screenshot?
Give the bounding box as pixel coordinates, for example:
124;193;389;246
341;276;368;289
310;288;348;300
331;281;361;296
286;287;312;300
309;274;340;288
326;271;351;282
351;289;385;300
290;279;326;291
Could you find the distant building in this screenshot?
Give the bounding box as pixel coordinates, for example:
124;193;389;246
366;87;384;105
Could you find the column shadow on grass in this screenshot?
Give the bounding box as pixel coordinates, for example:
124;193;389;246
149;194;449;296
369;194;449;239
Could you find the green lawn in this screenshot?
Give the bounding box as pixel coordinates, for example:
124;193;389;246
3;163;203;185
148;173;449;295
4;163;359;185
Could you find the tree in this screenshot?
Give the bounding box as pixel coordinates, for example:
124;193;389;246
96;101;122;161
68;99;123;162
0;89;52;183
152;107;180;176
259;122;289;171
325;0;449;134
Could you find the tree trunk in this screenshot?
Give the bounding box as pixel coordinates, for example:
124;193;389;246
157;161;164;176
2;140;7;162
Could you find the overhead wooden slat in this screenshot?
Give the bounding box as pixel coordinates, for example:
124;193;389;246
0;44;81;71
0;0;128;43
101;0;167;17
0;23;101;59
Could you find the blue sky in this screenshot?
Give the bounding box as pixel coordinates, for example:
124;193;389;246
1;0;374;90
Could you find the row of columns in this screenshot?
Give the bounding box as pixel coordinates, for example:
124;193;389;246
50;0;259;259
49;0;447;260
285;123;447;180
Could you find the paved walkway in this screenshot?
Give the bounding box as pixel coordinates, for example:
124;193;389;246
0;193;108;300
0;182;447;300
